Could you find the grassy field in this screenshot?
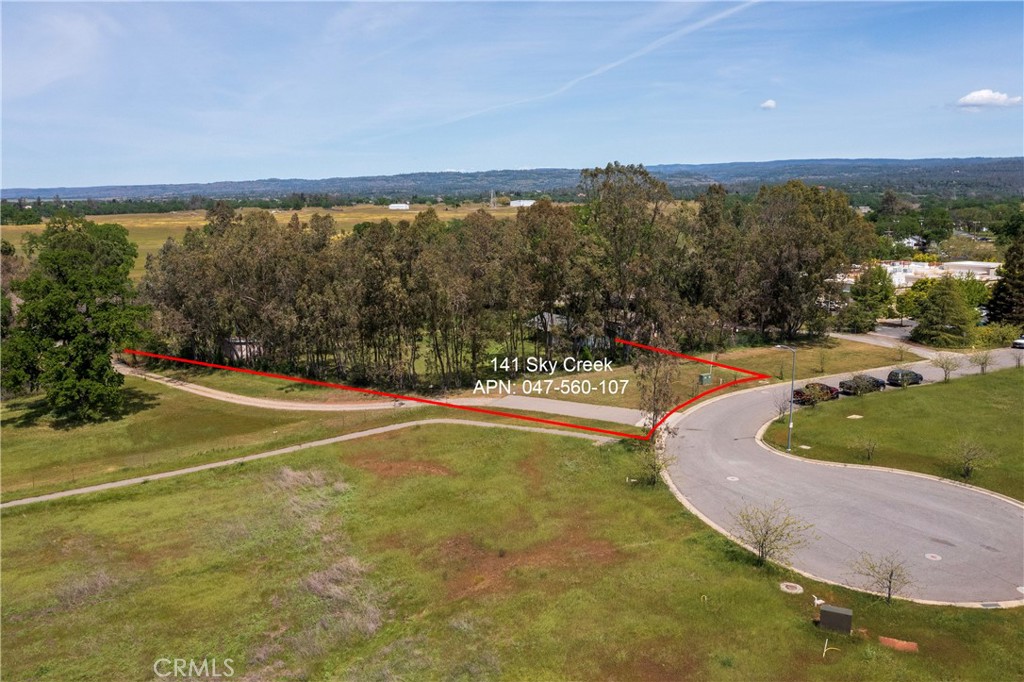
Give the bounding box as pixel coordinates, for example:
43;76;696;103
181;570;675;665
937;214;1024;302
2;425;1021;680
533;337;922;410
764;368;1024;500
144;338;921;410
1;203;533;280
0;376;639;503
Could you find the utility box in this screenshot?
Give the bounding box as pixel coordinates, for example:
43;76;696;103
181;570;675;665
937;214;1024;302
698;373;712;386
819;605;853;634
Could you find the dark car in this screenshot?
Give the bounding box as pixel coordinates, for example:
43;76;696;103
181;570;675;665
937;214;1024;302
793;382;840;405
887;369;923;387
839;375;886;396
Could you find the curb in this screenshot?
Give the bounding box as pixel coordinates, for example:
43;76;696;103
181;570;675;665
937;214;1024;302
659;469;1024;609
660;363;1024;609
753;420;1024;511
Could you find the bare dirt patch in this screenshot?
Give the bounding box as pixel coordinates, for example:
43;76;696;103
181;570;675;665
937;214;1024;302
437;525;622;600
879;636;920;653
517;444;547;493
346;455;453;479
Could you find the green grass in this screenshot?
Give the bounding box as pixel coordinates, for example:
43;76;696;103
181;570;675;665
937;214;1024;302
0;377;639;502
3;426;1020;680
764;368;1024;500
142;338;920;411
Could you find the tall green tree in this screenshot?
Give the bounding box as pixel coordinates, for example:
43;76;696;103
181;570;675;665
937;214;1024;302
910;276;979;347
1;213;146;421
578;162;674;347
991;211;1023;246
849;264;895;319
517;199;577;359
987;235;1024;326
672;184;748;349
921;206;954;244
746;181;874;338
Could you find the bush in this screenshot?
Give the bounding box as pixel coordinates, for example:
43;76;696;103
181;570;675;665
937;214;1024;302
971;323;1022;348
836;301;877;333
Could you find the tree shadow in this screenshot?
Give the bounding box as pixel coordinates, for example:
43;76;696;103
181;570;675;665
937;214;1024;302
116;387;161;419
4;387;160;430
3;397;51;429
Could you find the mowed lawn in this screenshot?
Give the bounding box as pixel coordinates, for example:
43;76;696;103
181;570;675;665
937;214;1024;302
144;338;921;411
0;377;402;502
764;368;1024;500
3;425;1021;681
0;377;640;503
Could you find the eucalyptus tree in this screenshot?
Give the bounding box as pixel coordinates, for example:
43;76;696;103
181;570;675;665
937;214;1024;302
578;162;674;349
746;181;874;338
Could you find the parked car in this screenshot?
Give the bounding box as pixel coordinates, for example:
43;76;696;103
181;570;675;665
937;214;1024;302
839;375;886;396
1012;337;1024;349
793;382;840;405
887;369;923;387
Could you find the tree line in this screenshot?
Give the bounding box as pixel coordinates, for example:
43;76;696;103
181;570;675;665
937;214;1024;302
140;164;876;390
5;163;1020;422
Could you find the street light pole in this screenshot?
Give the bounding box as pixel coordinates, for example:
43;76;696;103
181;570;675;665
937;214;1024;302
775;345;797;452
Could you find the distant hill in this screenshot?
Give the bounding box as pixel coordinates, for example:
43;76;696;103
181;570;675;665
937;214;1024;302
4;157;1021;202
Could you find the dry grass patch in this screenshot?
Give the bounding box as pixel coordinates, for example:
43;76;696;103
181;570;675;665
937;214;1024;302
438;525;623;600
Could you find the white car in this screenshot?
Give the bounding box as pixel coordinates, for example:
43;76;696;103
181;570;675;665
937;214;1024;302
1012;338;1024;349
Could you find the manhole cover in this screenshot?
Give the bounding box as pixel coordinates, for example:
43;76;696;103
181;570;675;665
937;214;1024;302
726;476;739;482
779;582;804;594
925;553;942;561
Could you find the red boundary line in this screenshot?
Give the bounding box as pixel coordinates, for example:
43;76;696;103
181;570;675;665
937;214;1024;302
122;339;771;441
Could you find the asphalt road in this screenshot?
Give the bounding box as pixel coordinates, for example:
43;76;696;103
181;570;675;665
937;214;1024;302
62;346;1024;604
664;350;1024;605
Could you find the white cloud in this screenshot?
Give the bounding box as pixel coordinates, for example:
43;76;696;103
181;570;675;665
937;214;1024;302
760;99;777;110
956;89;1022;109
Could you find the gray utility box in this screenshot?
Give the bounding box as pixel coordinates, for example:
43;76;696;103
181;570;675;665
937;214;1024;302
698;373;712;386
819;605;853;634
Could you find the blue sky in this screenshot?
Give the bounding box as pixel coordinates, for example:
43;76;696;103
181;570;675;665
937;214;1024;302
2;1;1022;188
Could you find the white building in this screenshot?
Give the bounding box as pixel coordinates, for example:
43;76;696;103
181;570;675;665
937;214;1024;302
942;261;1002;280
388;203;410;211
879;260;1002;289
510;199;536;208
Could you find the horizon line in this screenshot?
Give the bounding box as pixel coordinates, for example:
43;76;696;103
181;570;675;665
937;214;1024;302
3;155;1022;196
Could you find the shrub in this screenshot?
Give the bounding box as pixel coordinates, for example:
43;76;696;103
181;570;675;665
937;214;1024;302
971;323;1022;349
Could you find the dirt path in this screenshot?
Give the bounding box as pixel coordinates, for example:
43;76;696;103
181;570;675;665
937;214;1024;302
0;419;613;509
115;362;645;425
116;363;417;411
